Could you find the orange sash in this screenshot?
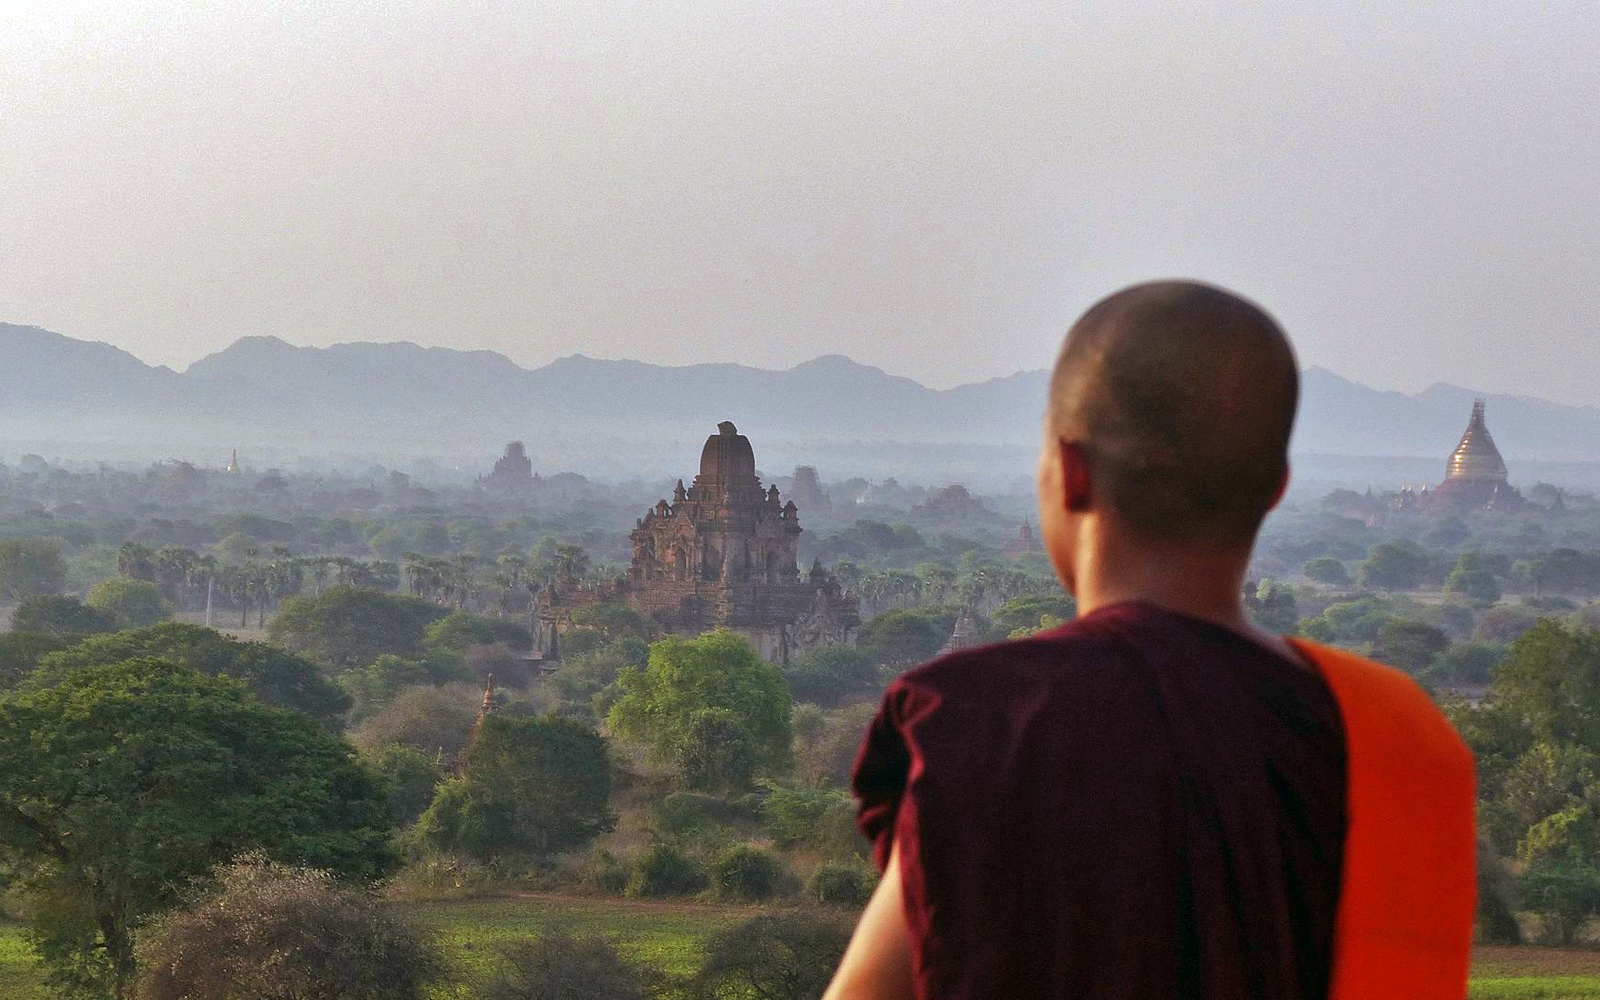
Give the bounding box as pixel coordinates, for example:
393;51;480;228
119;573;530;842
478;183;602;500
1291;639;1477;1000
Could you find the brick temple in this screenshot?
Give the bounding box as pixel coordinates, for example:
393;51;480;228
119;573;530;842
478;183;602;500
532;421;859;663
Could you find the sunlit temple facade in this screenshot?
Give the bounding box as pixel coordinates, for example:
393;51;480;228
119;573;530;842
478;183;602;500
532;421;859;663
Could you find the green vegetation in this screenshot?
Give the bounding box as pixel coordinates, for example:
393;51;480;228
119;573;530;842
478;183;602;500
7;451;1600;992
415;714;613;860
608;630;793;773
0;658;395;995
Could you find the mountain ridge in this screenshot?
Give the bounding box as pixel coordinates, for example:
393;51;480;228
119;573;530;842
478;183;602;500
4;322;1599;469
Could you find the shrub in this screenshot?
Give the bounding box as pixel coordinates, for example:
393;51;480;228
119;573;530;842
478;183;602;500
479;929;652;1000
762;784;859;854
808;861;878;908
655;792;760;836
87;577;173;628
793;703;877;788
134;854;445;1000
693;914;852;1000
1520;855;1600;945
353;685;480;758
625;844;706;898
578;848;630;894
710;844;784;902
10;594;117;638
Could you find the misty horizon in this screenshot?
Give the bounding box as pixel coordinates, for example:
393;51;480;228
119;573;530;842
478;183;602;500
5;3;1599;404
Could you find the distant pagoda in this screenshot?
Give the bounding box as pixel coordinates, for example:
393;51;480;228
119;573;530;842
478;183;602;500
1431;400;1523;510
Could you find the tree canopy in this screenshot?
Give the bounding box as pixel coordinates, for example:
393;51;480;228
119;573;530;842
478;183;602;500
414;713;613;859
269;586;448;669
0;537;66;601
37;622;351;727
606;629;792;772
9;594;118;638
0;658;395;994
86;577;173;629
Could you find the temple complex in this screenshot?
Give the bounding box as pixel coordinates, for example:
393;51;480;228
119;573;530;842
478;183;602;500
532;422;859;663
1429;400;1524;510
481;441;536;490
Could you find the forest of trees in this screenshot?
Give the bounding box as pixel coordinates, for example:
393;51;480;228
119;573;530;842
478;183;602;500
5;454;1600;994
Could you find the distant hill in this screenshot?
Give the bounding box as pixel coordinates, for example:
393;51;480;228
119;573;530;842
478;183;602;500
3;323;1599;480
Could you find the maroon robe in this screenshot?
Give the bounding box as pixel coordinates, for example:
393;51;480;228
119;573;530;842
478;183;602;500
852;601;1348;1000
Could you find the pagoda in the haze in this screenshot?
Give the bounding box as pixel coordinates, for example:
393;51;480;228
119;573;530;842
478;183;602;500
531;422;859;663
1428;400;1524;510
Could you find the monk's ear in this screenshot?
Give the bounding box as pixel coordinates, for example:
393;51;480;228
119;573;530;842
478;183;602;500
1058;440;1093;513
1267;464;1290;513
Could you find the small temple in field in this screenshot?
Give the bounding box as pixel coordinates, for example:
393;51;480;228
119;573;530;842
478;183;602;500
532;422;859;663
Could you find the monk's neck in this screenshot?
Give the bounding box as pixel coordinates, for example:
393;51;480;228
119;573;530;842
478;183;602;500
1072;527;1253;634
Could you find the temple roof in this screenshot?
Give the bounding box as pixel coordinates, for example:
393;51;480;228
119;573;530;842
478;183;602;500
1445;400;1508;482
697;420;759;486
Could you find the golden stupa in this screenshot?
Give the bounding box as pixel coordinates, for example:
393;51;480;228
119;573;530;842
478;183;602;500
1445;400;1508;482
1434;400;1521;509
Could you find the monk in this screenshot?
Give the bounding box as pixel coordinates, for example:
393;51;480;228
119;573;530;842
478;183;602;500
824;281;1476;1000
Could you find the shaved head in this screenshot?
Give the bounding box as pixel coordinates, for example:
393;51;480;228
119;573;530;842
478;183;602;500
1048;281;1298;544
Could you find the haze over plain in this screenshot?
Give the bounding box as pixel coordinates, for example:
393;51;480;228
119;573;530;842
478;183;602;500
3;2;1598;403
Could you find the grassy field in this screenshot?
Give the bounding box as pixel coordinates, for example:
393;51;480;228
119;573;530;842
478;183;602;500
6;901;1600;997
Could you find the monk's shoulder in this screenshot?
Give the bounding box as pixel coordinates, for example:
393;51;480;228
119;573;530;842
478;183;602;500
893;616;1128;702
1292;639;1473;772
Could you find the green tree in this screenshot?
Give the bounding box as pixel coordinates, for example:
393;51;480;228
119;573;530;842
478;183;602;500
624;843;707;898
39;623;351;728
414;714;613;859
1248;580;1299;634
421;611;531;655
1357;541;1431;591
1444;551;1502;603
857;610;947;667
8;595;117;638
989;593;1075;635
607;630;792;772
1520;855;1600;945
352;685;479;759
134;854;445;1000
86;577;174;629
1376;620;1450;675
782;645;878;706
761;784;858;854
341;655;432;722
1493;621;1600;748
0;658;395;996
1302;557;1351;586
0;632;69;690
1427;642;1508;686
674;707;757;792
0;538;67;601
269;586;448;669
364;744;445;828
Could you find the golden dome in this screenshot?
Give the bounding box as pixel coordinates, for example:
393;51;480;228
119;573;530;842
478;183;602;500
1446;400;1508;482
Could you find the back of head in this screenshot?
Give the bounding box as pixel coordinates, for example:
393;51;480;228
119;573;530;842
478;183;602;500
1049;281;1298;545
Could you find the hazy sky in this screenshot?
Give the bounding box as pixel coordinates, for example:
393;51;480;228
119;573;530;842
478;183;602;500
2;2;1597;400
